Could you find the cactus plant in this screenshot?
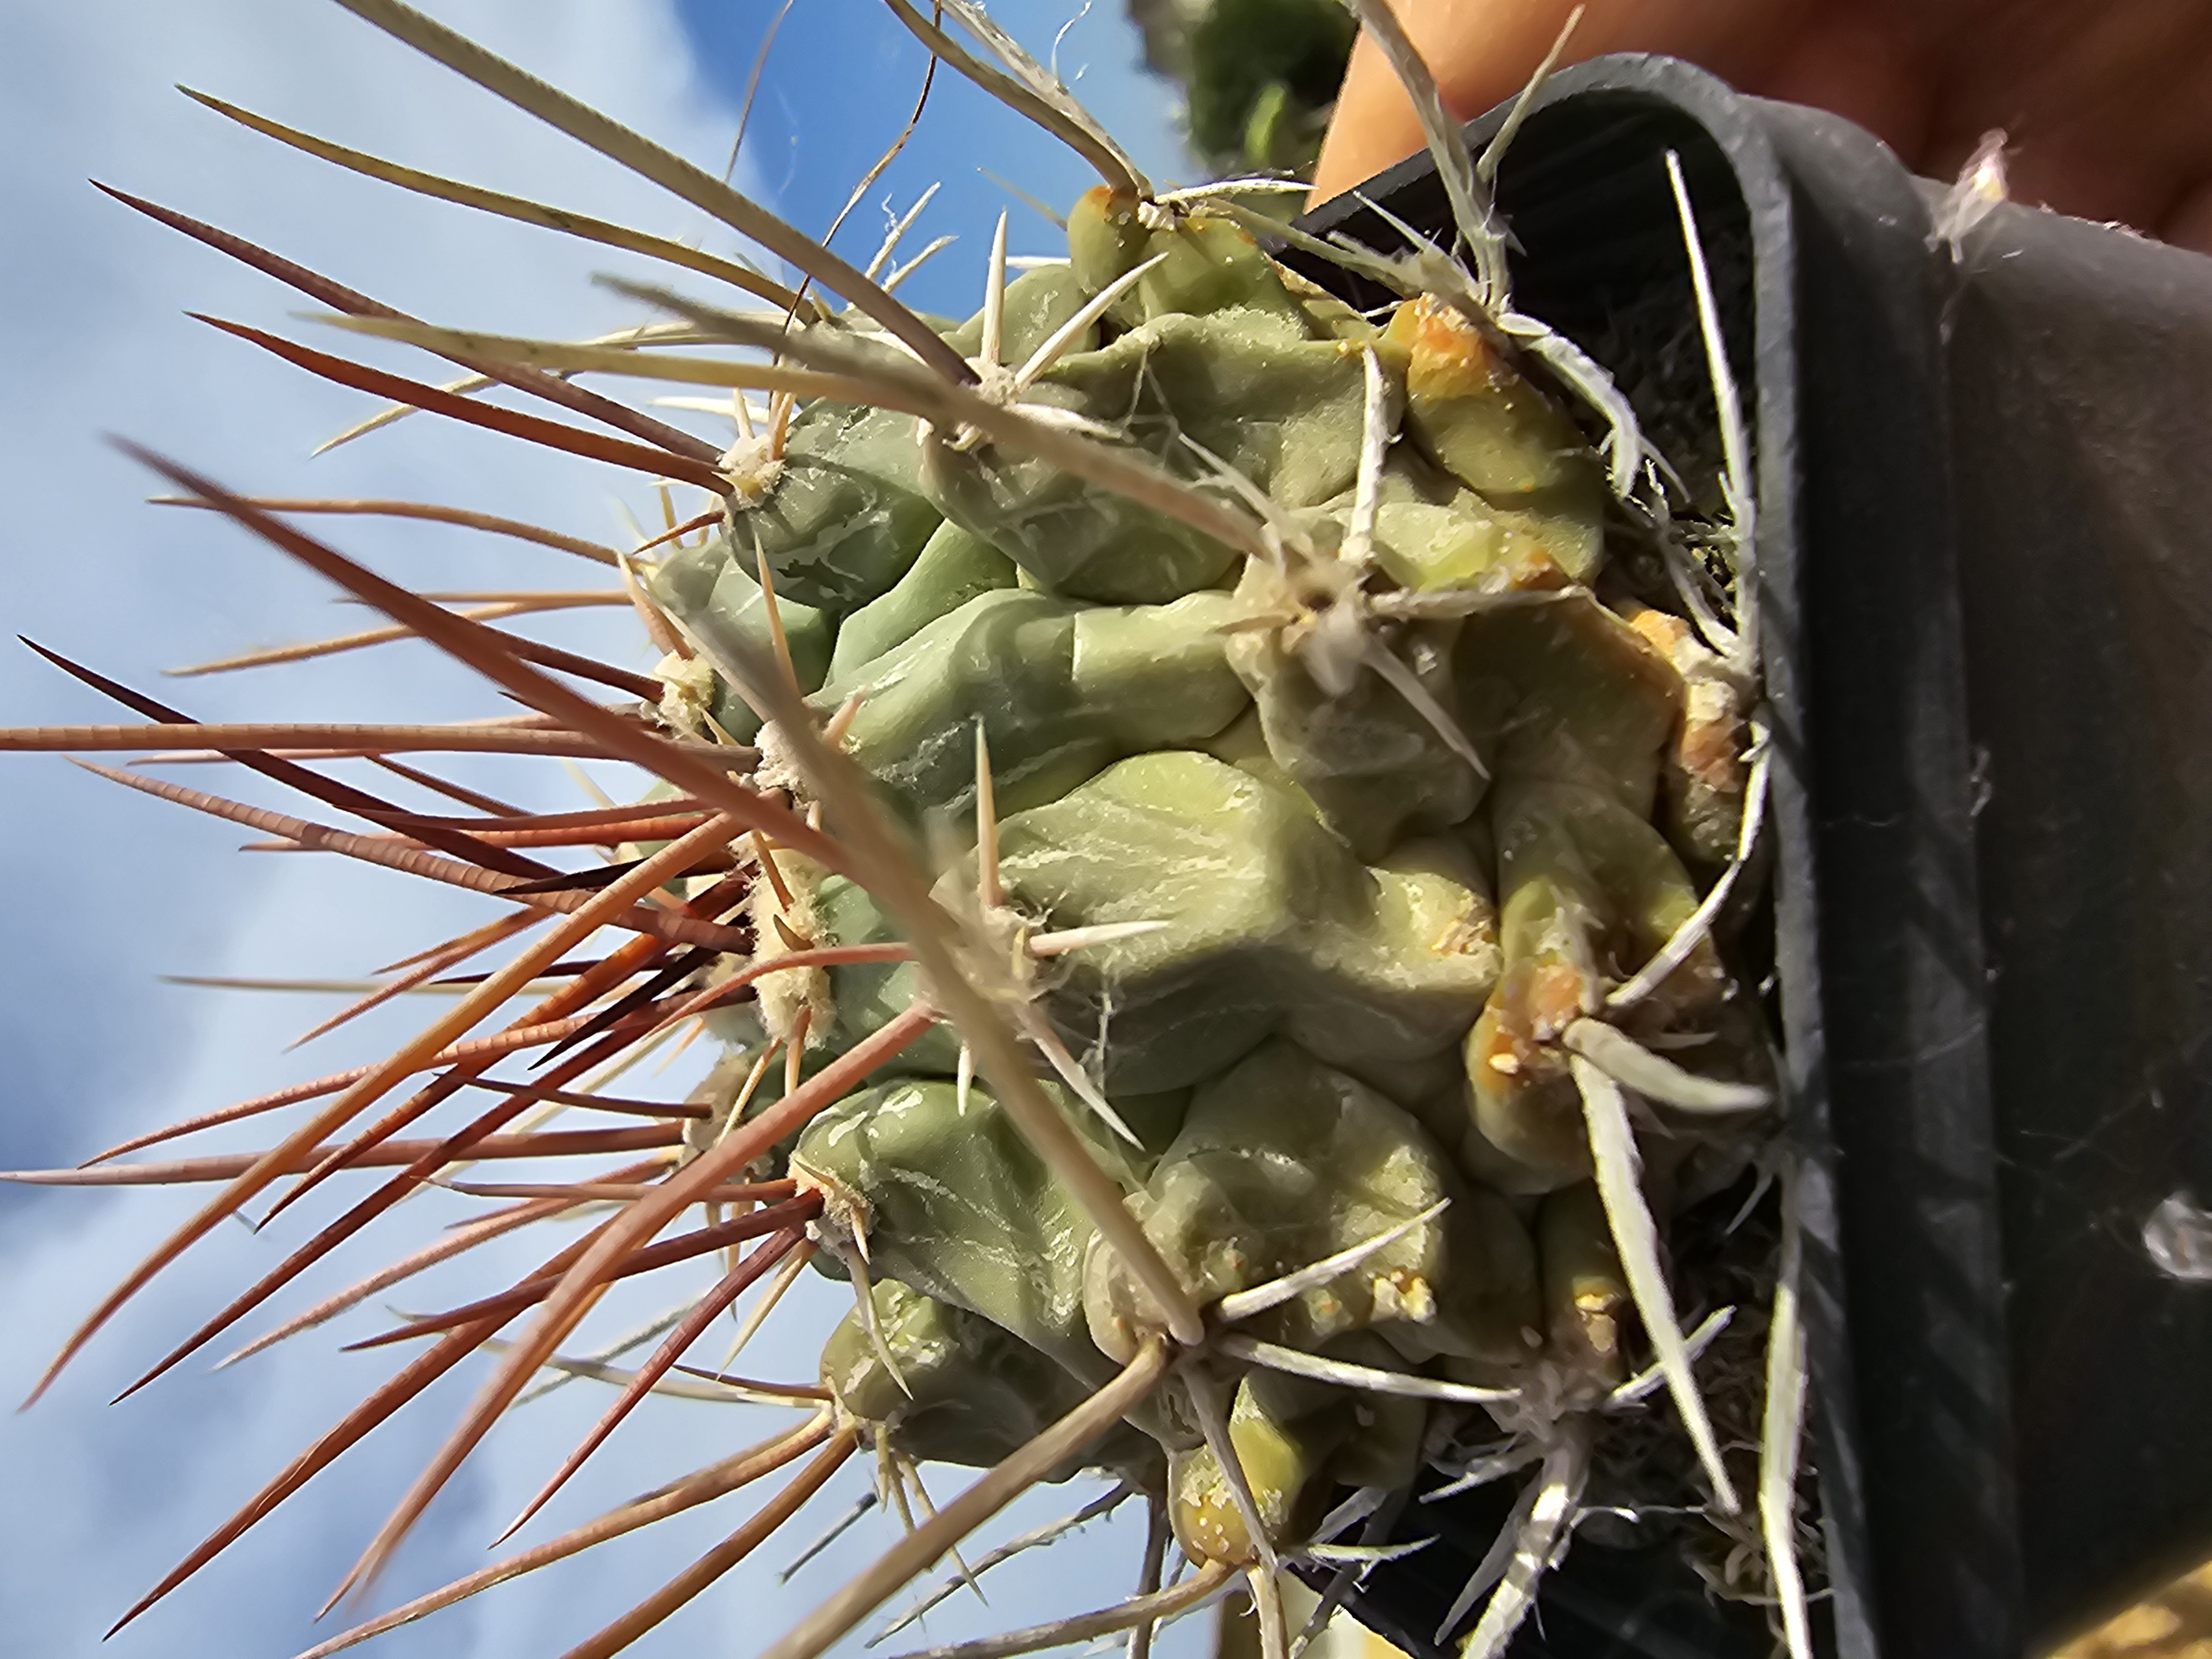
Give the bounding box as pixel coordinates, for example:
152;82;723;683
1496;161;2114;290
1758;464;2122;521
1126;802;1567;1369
1130;0;1357;175
0;3;1811;1657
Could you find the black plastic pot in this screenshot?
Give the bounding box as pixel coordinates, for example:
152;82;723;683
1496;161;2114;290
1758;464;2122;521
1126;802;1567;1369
1285;54;2212;1659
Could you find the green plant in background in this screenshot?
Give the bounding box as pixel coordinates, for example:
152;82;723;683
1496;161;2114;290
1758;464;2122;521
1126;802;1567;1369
1130;0;1357;174
0;3;1814;1659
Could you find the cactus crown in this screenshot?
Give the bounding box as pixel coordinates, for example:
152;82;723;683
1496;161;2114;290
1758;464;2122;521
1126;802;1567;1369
2;4;1811;1657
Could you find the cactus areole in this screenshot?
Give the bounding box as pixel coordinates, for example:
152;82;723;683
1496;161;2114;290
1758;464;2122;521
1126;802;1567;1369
3;6;1816;1657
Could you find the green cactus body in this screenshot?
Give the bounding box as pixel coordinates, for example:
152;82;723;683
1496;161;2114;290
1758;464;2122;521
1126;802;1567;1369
821;1279;1159;1483
1225;586;1485;859
627;193;1765;1579
1363;454;1604;593
1463;778;1725;1187
725;399;945;615
813;589;1250;828
1044;310;1372;509
941;261;1102;365
1386;296;1609;540
1169;1366;1350;1564
794;1075;1147;1384
1537;1181;1632;1393
649;530;834;740
1068;189;1317;332
1167;1332;1428;1563
825;521;1018;681
984;750;1498;1093
1085;1040;1540;1364
920;415;1239;604
675;262;1106;628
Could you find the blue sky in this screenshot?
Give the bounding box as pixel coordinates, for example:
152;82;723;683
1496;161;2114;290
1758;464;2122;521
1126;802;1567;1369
671;0;1192;327
0;3;1207;1656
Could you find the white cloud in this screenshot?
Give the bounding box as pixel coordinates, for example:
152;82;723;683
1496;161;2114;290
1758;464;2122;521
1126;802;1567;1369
0;3;1182;1657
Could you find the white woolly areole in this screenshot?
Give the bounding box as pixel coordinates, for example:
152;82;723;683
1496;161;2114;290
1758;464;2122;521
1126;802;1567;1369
719;435;785;504
753;718;809;800
745;848;835;1046
654;651;717;737
791;1158;872;1261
